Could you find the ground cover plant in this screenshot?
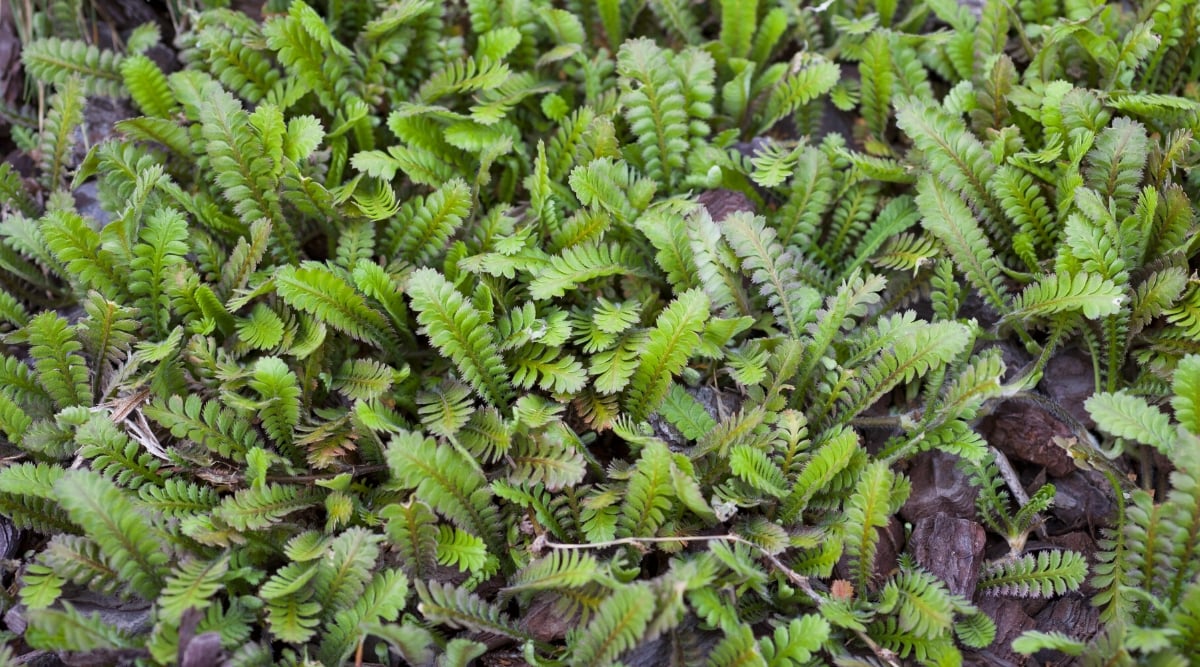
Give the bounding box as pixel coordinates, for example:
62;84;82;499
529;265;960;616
0;0;1199;664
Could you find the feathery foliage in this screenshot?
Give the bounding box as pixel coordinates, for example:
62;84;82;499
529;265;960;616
2;1;1200;665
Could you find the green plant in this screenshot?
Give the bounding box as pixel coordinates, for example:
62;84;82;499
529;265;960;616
1;0;1199;665
1013;356;1200;663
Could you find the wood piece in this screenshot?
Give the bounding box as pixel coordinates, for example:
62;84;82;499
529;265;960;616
1040;350;1097;429
0;516;18;560
697;189;755;222
909;514;987;599
899;450;979;523
1035;594;1100;640
972;597;1036;666
518;594;577;643
1046;470;1117;533
0;1;21;106
984;402;1077;478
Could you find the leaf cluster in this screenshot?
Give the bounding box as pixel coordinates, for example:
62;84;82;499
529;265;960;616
1;1;1199;666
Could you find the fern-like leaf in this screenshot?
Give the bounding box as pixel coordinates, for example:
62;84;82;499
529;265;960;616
730;444;789;497
130;208;189;336
37;76;85;189
979;550;1088;598
502;551;599;598
387;430;503;552
41;210;121;297
896;96;1004;230
617;39;690;185
54;470;169;600
1006;272;1125;323
416;580;533;641
566;583;656;666
722;211;819;335
119;55;176;118
759;56;840;133
275;263;393;344
844;461;908;591
624;289;710;421
759;614;830;666
878;564;956;639
388;178;472;265
837;321;971;421
530;241;644;301
314;527;383;617
381;500;439;581
509;422;587;490
27;311;90;408
25;603;138;651
214;483;317;531
435;526;489;573
915;174;1009;313
1085;117;1148;220
406;268;511;407
1011;630;1087;656
318;569;410;665
250;357;302;452
1086;390;1176;457
22;38;124;97
143;395;261;460
262;0;356;114
158;555;229;623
